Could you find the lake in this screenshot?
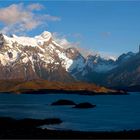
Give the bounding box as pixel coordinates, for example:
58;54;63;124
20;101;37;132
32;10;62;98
0;92;140;131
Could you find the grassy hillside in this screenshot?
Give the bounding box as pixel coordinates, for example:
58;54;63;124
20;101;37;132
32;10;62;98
0;79;126;95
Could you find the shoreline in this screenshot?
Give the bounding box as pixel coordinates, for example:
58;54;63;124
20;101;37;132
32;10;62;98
0;88;127;95
0;117;140;139
17;89;128;95
0;80;127;95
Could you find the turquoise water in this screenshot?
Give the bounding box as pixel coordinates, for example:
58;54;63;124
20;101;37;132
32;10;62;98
0;92;140;131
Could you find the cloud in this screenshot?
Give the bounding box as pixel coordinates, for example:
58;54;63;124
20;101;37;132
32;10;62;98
72;33;83;39
52;32;80;49
44;15;61;21
0;3;61;34
101;32;111;38
76;47;98;57
53;32;117;59
27;3;44;11
0;3;25;25
52;32;96;57
97;51;118;60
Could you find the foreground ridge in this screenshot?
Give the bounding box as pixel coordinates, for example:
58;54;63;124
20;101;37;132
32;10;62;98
0;80;126;95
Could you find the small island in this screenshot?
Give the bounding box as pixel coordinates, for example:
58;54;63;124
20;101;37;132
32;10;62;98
73;102;96;109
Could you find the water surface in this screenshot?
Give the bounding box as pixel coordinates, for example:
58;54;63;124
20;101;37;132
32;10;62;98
0;92;140;131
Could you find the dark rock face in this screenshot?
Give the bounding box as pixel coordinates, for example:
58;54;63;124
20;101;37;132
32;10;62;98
73;102;96;109
51;99;76;106
74;51;140;90
116;52;136;64
3;48;74;82
0;62;39;80
105;53;140;87
35;64;75;83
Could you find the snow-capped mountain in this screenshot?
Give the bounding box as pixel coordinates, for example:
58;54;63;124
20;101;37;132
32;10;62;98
0;31;76;81
105;52;140;88
0;31;116;82
85;54;116;73
0;30;139;89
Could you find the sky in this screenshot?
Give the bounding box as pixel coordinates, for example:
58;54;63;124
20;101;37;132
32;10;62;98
0;1;140;58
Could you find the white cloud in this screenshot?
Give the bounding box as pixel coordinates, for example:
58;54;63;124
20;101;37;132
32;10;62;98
27;3;44;11
97;51;118;60
71;33;83;39
0;3;61;34
101;32;111;38
0;3;25;25
52;32;80;49
53;32;95;57
44;14;61;21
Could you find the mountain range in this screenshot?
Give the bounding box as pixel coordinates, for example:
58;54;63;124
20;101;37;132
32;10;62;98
0;31;139;92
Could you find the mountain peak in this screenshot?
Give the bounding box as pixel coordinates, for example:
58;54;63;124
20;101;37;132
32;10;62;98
0;31;53;47
103;56;116;61
40;31;52;39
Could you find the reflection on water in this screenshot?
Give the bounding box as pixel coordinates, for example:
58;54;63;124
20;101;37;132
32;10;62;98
0;92;140;131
